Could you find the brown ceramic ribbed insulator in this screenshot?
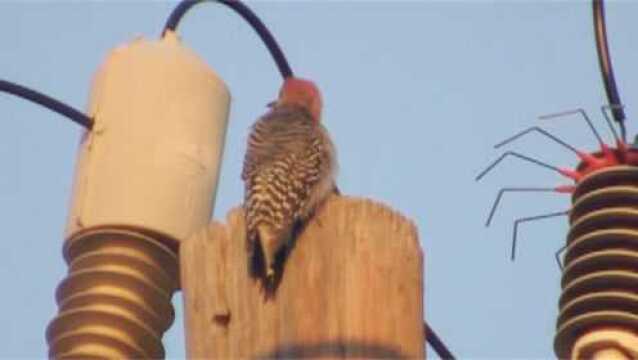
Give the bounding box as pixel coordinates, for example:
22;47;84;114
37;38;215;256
555;166;638;358
46;228;179;359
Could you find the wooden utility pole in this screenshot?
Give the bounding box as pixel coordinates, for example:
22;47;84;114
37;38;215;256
181;195;425;358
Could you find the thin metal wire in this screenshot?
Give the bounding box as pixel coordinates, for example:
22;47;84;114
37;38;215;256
539;109;604;147
486;187;559;227
162;0;293;79
601;104;623;143
593;0;626;141
0;79;92;129
555;244;567;270
475;151;563;182
511;211;569;261
424;322;455;360
494;126;581;155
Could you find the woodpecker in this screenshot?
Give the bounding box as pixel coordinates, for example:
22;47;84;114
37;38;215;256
242;77;337;286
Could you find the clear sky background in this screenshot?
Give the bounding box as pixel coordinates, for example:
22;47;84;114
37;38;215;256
2;0;638;358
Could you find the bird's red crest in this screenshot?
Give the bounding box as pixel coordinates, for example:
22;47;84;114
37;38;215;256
279;77;322;121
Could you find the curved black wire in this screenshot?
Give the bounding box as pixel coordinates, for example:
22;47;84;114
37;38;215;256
163;0;293;79
425;322;456;360
593;0;626;141
0;79;92;129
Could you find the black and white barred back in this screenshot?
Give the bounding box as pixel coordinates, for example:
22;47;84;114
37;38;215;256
242;104;336;262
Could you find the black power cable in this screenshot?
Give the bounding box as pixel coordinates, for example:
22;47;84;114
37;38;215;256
425;322;456;360
163;0;293;80
0;79;92;129
1;1;290;130
593;0;626;141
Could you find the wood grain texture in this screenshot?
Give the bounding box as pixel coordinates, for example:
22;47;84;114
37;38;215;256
180;195;425;359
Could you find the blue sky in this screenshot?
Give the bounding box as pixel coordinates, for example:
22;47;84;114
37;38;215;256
2;1;637;358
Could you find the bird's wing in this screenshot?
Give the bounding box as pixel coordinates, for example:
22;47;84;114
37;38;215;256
241;106;315;181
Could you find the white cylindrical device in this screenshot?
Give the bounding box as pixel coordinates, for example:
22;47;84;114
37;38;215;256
66;31;230;244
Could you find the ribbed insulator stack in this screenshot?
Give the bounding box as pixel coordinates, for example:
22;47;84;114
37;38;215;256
554;165;638;358
46;228;179;359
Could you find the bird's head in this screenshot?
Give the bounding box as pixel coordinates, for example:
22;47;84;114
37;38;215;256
272;77;322;122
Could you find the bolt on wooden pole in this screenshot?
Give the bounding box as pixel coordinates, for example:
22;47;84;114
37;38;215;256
181;195;425;358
